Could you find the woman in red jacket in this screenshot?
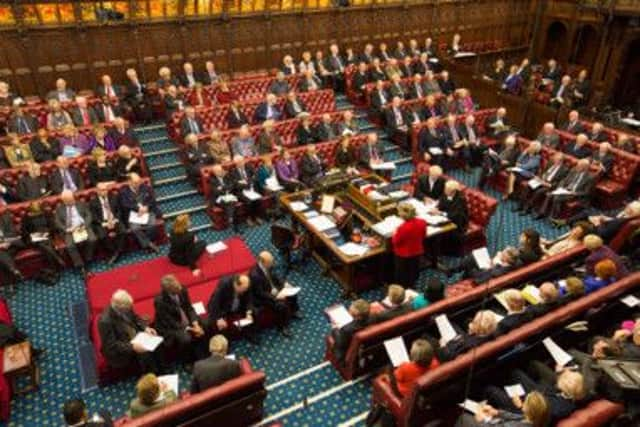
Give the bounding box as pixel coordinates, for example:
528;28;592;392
392;338;439;397
392;203;427;288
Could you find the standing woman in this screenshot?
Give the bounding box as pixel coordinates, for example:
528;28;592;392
392;203;427;288
168;214;207;275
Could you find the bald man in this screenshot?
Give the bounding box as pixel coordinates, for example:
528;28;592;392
118;173;161;253
54;190;96;276
207;274;259;344
249;251;300;338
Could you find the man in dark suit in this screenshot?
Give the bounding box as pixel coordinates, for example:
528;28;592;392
535;159;595;221
358;132;385;168
415;165;445;201
178;62;203;89
460;114;485;167
30;128;62;163
403;103;424;127
388;74;407;100
190;334;241;393
16;162;50;202
250;251;300;338
359;44;375;64
295;114;317;145
268;72;290;96
399;56;414;78
89;183;127;265
543;59;561;88
299;144;325;186
94;96;123;123
549;75;574;108
441;113;471;167
351;62;370;95
408;74;426;100
97;289;165;374
373;285;411;322
435;180;468;258
7;105;39;135
96;74;123;101
565;133;592;159
439;71;456;95
46;78;75;102
486;107;510;140
536;122;560;149
118;173;161;253
326;44;346;92
478;135;520;189
314;113;338;142
331;299;370;366
109;118;139;147
385;97;409;145
63;398;113;427
154;275;208;363
70;96;99;127
515;152;569;214
226;100;249;129
283;91;308;118
588;122;609;143
563;110;586;135
124;68;152;123
183;133;213;185
0;210;25;282
209;165;239;231
180;106;205;137
207;274;258;343
298;70;322;93
49;156;84;195
369;80;390;114
413;53;431;75
54;190;96;275
228;155;262;226
591;142;614;177
418;118;449;166
202;61;220;85
163;85;185;120
253;94;282;123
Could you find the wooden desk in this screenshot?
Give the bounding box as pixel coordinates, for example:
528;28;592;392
3;341;40;395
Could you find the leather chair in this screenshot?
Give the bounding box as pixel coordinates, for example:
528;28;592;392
0;298;13;422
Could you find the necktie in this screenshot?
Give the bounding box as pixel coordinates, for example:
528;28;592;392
20;117;30;134
102;197;113;222
571;173;583;192
66;205;73;229
107;86;114;97
394;109;403;125
557;85;564;98
416;84;423;98
240;167;247;182
467;126;476;142
380;92;387;104
82;109;90;125
63;170;76;191
105;106;113;122
370;145;379;161
173;295;189;327
190;118;198;134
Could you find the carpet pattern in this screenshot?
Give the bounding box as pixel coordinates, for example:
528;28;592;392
0;95;568;427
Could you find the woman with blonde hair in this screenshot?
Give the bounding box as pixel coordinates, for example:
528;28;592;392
455;390;549;427
127;373;178;418
168;213;207;275
391;203;427;288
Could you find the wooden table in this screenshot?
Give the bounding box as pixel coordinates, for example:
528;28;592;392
2;341;40;395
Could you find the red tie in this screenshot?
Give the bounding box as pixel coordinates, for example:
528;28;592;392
82;109;89;125
107;86;114;97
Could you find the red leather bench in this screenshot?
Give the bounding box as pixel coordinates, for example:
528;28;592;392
181;74;300;103
0;298;13;422
113;358;266;427
325;245;587;379
371;271;640;426
557;400;625;427
168;89;335;138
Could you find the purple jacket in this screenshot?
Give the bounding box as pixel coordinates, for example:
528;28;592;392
275;159;299;182
586;245;629;278
60;134;91;156
88;134;118;153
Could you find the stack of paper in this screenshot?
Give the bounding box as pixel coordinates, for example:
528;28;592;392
234;317;253;328
459;399;483;414
289;201;309;212
338;242;369;257
472;247;492;270
371;162;397;171
435;314;458;345
543;337;573;367
30;232;49;242
265;176;283;192
130;332;164;352
504;384;526;398
217;194;238;204
192;302;206;315
528;177;544;190
388;190;409;200
206;241;228;254
325;304;354;328
277;283;301;298
368;191;389;201
307;215;336;232
383;337;410;367
621;295;640;307
242;189;262;201
129;212;149;225
157;374;179;399
372;215;405;238
454;52;476;58
420;214;449;225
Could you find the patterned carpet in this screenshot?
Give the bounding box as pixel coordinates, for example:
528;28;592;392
0;96;568;426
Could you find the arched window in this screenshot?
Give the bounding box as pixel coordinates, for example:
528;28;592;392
543;21;569;61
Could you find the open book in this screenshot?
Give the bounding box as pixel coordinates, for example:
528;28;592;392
542;337;573;367
157;374;179;400
130;332;164;352
325;304;353;328
383;337;410;367
206;241;228;254
276;282;301;299
471;247;491;270
435;314;458;346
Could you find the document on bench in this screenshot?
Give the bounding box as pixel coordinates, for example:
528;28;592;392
420;213;449;225
206;241;228;254
459;399;483;415
494;292;510;312
371;161;397;171
528;177;544;190
29;232;50;243
289;201;309;212
521;285;541;305
242;189;262;201
372;215;405;238
265;176;283;192
307;215;336;232
325;304;354;328
129;211;150;225
157;374;179;400
303;210;319;219
454;51;476;58
234;317;253;328
338;242;369;257
383;289;418;308
472;247;492;270
277;283;301;299
621;295;640;307
428;147;443;155
320;195;335;214
384;337;410;367
504;383;526;398
435;314;458;346
192;301;206;315
217;194;238;204
543;337;573;367
551;188;574;196
131;332;164;352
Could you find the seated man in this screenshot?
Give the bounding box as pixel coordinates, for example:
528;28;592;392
208;164;239;231
441;113;471;169
314;113;338;142
49;155;85;195
7;104;38;135
89;183;127;265
63;398;113;427
284;90;307;118
97;289;165;374
537;122;560;148
351;62;370;95
565;133;591;159
30;128;62;163
337;110;359;136
514;152;568;214
70;96;99;127
535;159;594;221
114;145;141;181
54;190;96;276
95;96;123;123
434;180;468;259
0;209;26;282
589;122;609;143
268;71;290;96
549;75;573;108
591;142;614;177
253;94;282;123
295;113;317;146
206;129;232;164
154;274;208;364
388;74;407;99
227;100;249;129
180;106;205;136
118;173;161;253
231;125;257;158
207;274;258;344
418;117;450;166
486;107;510;141
439;310;498;361
496;289;530;334
446;246;521;283
163;85;185;119
358;132;385;169
526;282;560;317
572;200;640;242
17;162;50;202
257;120;283;154
250;251;300;338
372;284;412;322
330;299;371;366
184;133;213;185
460;114;485;167
477;134;520;189
415;165;445;202
229;155;263;226
439;71;456;95
275;150;304;192
190;335;241;393
408;73;426;99
385;96;409;146
562;110;586;135
370;80;390;115
109;118;139;147
46;78;75;102
300;144;325;186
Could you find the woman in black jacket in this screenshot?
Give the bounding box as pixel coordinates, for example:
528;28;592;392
88;150;117;187
22;201;65;273
168;214;207;274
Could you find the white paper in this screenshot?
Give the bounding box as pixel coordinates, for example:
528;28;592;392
206;241;228;254
459;399;482;415
307;215;336;232
265;176;283;191
472;247;492;270
30;232;49;242
130;332;164;352
528;178;543;190
225;354;236;360
551;188;574;196
504;384;526;398
428;147;443;155
494;292;510;311
426;226;444;236
192;302;206;315
242;189;262;201
338;242;368;257
320;195;336;214
389;190;409;199
543;337;573;367
234;317;253;328
217;194;238;204
372;215;405;238
509;167;526;174
371;162;397;171
277;286;301;298
157;374;179;399
384;337;410;367
128;211;149;225
621;295;640;307
326;304;354;328
420;214;449;225
289;201;309;212
454;52;476;58
368;191;389;201
429;58;439;63
435;314;458;345
304;210;319;219
383;289;418;308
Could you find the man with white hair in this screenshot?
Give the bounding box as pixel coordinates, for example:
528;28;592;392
415;165;445;201
569;200;640;241
435;180;468;255
565;133;591;159
563;110;586;135
268;71;290;96
47;78;75;102
124;68;152;123
253;93;281;123
180;106;204;136
326;43;346;92
190;335;241;393
550;75;573;107
591;142;614;176
497;289;530;334
163;85;185;119
118;173;161;253
231;124;257;157
486;107;510;140
53;190;96;276
207;274;258;343
179;62;202;89
281;55;297;75
70;96;99;127
536;122;560;149
228;155;263;226
589;122;609;143
96;74;122;100
98;289;165;373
